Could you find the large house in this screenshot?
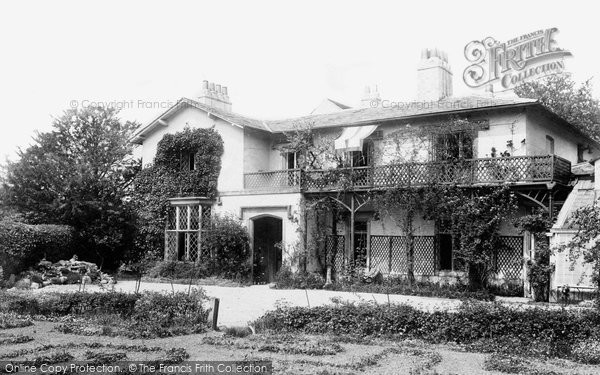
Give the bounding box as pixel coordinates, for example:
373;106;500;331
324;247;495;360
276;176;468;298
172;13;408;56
132;49;600;297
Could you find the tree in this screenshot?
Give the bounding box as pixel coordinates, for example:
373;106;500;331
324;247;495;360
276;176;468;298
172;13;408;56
559;203;600;297
3;106;139;268
514;74;600;141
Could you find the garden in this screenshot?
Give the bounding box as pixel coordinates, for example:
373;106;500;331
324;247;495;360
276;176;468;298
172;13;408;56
1;101;600;374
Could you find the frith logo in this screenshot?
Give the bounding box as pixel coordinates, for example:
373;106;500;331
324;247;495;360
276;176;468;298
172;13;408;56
463;28;572;90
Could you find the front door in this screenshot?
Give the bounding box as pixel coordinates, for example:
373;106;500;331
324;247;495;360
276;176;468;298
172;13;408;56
253;216;283;283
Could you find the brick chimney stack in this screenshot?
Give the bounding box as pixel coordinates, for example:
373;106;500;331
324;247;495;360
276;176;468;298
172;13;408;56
416;48;453;101
198;80;232;112
360;85;381;108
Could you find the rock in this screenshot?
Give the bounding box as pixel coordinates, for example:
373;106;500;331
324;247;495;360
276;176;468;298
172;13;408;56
15;278;31;289
38;260;53;269
30;282;40;289
362;269;383;284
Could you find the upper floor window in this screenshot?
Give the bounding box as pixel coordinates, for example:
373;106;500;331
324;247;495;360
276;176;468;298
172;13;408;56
180;152;196;171
284;152;297;169
434;132;474;161
349;141;373;167
545;135;555;155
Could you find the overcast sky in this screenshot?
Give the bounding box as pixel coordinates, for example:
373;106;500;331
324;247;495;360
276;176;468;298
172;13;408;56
1;0;598;162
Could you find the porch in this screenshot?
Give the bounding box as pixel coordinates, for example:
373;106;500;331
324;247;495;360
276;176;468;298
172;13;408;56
243;155;571;192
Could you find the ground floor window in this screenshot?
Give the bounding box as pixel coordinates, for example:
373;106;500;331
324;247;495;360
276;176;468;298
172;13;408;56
165;203;212;262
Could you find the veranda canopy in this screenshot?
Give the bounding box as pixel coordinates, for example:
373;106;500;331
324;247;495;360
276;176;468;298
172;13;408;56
334;125;378;152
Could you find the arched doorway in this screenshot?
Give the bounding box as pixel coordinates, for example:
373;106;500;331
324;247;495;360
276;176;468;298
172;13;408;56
252;216;283;283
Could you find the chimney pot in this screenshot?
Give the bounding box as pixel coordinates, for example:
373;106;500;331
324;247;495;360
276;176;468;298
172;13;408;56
198;80;232;112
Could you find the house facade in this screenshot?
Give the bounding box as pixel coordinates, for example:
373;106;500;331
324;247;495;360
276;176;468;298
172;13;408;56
132;50;600;294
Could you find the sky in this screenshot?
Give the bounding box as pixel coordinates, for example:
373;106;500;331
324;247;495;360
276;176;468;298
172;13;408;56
0;0;599;162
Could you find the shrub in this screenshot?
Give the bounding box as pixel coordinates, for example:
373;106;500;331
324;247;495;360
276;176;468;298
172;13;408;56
274;268;325;289
0;221;74;277
1;291;139;317
224;326;253;338
0;312;33;329
571;339;600;364
202;215;251;279
129;290;209;337
145;261;207;280
1;289;210;338
253;301;600;359
483;353;528;373
327;276;495;301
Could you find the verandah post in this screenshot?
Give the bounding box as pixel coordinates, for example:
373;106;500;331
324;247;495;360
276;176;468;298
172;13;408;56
350;194;355;264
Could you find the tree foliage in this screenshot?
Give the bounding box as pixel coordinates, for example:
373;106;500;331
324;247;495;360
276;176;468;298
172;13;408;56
514;74;600;141
2;106;139;268
0;220;74;276
559;203;600;293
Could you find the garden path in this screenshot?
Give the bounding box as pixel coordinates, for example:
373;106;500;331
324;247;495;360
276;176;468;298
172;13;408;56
33;281;528;327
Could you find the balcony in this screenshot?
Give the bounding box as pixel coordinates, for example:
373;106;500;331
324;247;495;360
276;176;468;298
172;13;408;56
243;155;571;193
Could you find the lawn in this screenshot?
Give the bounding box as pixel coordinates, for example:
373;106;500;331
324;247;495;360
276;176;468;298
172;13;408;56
2;319;600;375
2;285;600;374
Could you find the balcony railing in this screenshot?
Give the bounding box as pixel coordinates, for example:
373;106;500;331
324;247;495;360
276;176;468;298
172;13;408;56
243;155;571;192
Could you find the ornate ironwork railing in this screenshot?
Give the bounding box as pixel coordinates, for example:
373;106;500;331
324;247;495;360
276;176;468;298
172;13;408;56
243;155;571;192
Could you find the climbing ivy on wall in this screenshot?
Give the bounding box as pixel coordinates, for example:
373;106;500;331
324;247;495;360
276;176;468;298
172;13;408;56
131;128;224;259
514;210;553;302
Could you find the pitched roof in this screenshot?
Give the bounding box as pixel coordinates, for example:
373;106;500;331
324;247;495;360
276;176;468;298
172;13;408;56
132;94;597;148
131;98;269;143
327;98;351;110
265;95;537;132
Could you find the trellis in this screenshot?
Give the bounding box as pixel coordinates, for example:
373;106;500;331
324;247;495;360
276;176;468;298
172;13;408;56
369;235;436;276
325;235;345;274
494;236;524;280
165;202;212;262
367;234;523;278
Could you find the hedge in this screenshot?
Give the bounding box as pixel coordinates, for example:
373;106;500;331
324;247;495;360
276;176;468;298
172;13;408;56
253;302;600;359
0;220;74;277
0;289;209;338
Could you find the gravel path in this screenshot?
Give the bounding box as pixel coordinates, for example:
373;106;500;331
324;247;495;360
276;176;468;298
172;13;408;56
32;281;466;326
